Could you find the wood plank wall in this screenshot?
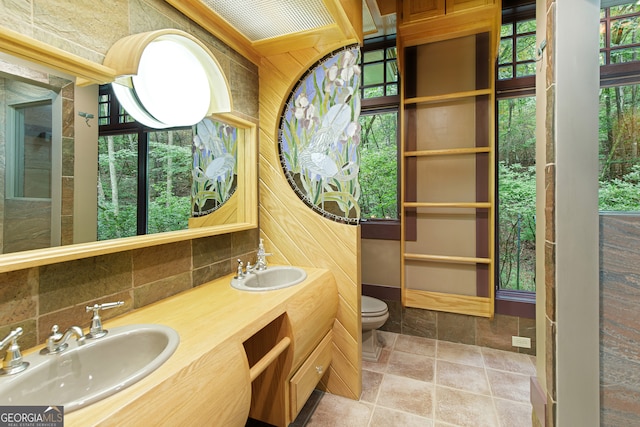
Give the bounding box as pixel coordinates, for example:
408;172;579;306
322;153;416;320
259;45;362;401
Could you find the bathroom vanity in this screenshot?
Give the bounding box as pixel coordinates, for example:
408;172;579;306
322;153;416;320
25;267;338;426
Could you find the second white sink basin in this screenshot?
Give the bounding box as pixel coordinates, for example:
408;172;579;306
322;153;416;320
231;266;307;291
0;324;179;413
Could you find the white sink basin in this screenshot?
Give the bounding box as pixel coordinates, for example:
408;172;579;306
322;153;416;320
0;324;179;413
231;266;307;291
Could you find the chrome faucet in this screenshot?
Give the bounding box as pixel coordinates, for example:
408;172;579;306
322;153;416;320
85;301;124;339
0;327;29;375
235;259;246;279
41;325;85;355
254;238;271;271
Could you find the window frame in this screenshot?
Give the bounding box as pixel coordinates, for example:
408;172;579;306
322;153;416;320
600;6;640;87
359;37;404;240
495;1;537;317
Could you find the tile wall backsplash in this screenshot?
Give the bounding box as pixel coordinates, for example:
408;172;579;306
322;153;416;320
0;228;258;353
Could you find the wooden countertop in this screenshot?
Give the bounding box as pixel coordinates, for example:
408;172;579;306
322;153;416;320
34;266;336;426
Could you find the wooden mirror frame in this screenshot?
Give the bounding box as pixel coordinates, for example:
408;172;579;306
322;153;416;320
0;27;258;273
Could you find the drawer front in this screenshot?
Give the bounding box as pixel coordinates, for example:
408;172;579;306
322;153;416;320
290;330;333;419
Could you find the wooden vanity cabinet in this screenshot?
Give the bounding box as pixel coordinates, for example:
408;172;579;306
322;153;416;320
246;270;338;427
289;330;333;420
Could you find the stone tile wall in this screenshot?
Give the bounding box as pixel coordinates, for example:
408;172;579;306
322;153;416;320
377;298;536;356
600;214;640;426
542;1;557;425
0;228;258;353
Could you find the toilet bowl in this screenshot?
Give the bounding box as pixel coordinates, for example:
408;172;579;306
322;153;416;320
361;295;389;362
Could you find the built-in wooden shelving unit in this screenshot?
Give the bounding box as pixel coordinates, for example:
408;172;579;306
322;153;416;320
398;0;501;318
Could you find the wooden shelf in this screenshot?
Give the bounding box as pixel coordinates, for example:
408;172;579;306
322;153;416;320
403;289;493;318
405;147;491;157
404;88;492;105
404;253;492;264
403;201;491;209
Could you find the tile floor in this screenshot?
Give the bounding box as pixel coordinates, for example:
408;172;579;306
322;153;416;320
290;331;536;427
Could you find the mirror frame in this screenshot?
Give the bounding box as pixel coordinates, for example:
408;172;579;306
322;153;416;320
0;27;258;273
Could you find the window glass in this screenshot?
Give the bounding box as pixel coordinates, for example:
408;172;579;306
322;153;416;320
516;19;535;34
97;129;193;240
358;111;398;220
363;49;384;63
98;93;110;126
363;62;384;86
501;22;513;37
498;20;536;81
497;96;536;292
147;130;192;233
97;133;139;240
601;4;640;66
599;83;640;211
360;43;398;100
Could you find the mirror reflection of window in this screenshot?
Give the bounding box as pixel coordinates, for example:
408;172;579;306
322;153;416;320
97;130;192;240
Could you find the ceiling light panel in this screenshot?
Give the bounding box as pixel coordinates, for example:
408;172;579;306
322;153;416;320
201;0;335;42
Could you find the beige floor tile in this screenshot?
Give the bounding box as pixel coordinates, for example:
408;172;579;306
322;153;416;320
305;392;372;427
377;330;398;349
387;350;435;383
436;359;491;395
494;398;533;427
361;369;384;403
435;386;499;427
481;347;536;376
486;369;531;403
362;347;392;373
436;340;485;368
377;373;434;418
394;334;437;357
370;406;434;427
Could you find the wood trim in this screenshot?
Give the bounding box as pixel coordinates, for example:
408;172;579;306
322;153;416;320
404;88;493;104
0;222;256;273
403;202;492;208
404;253;492;264
404;288;493;317
0;27;116;85
253;25;358;58
323;0;364;44
398;4;499;48
405;147;491;157
249;337;291;381
259;45;362;403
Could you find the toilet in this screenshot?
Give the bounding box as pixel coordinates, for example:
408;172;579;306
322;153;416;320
361;295;389;362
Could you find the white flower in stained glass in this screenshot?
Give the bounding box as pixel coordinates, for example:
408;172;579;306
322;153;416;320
299;103;351;179
205;153;235;180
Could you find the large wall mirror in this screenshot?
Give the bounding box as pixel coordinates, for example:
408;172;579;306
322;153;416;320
0;32;257;273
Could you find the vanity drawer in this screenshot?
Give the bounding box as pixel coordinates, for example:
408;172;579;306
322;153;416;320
290;330;333;419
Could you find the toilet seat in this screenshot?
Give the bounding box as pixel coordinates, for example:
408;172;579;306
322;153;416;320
362;295;388;317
